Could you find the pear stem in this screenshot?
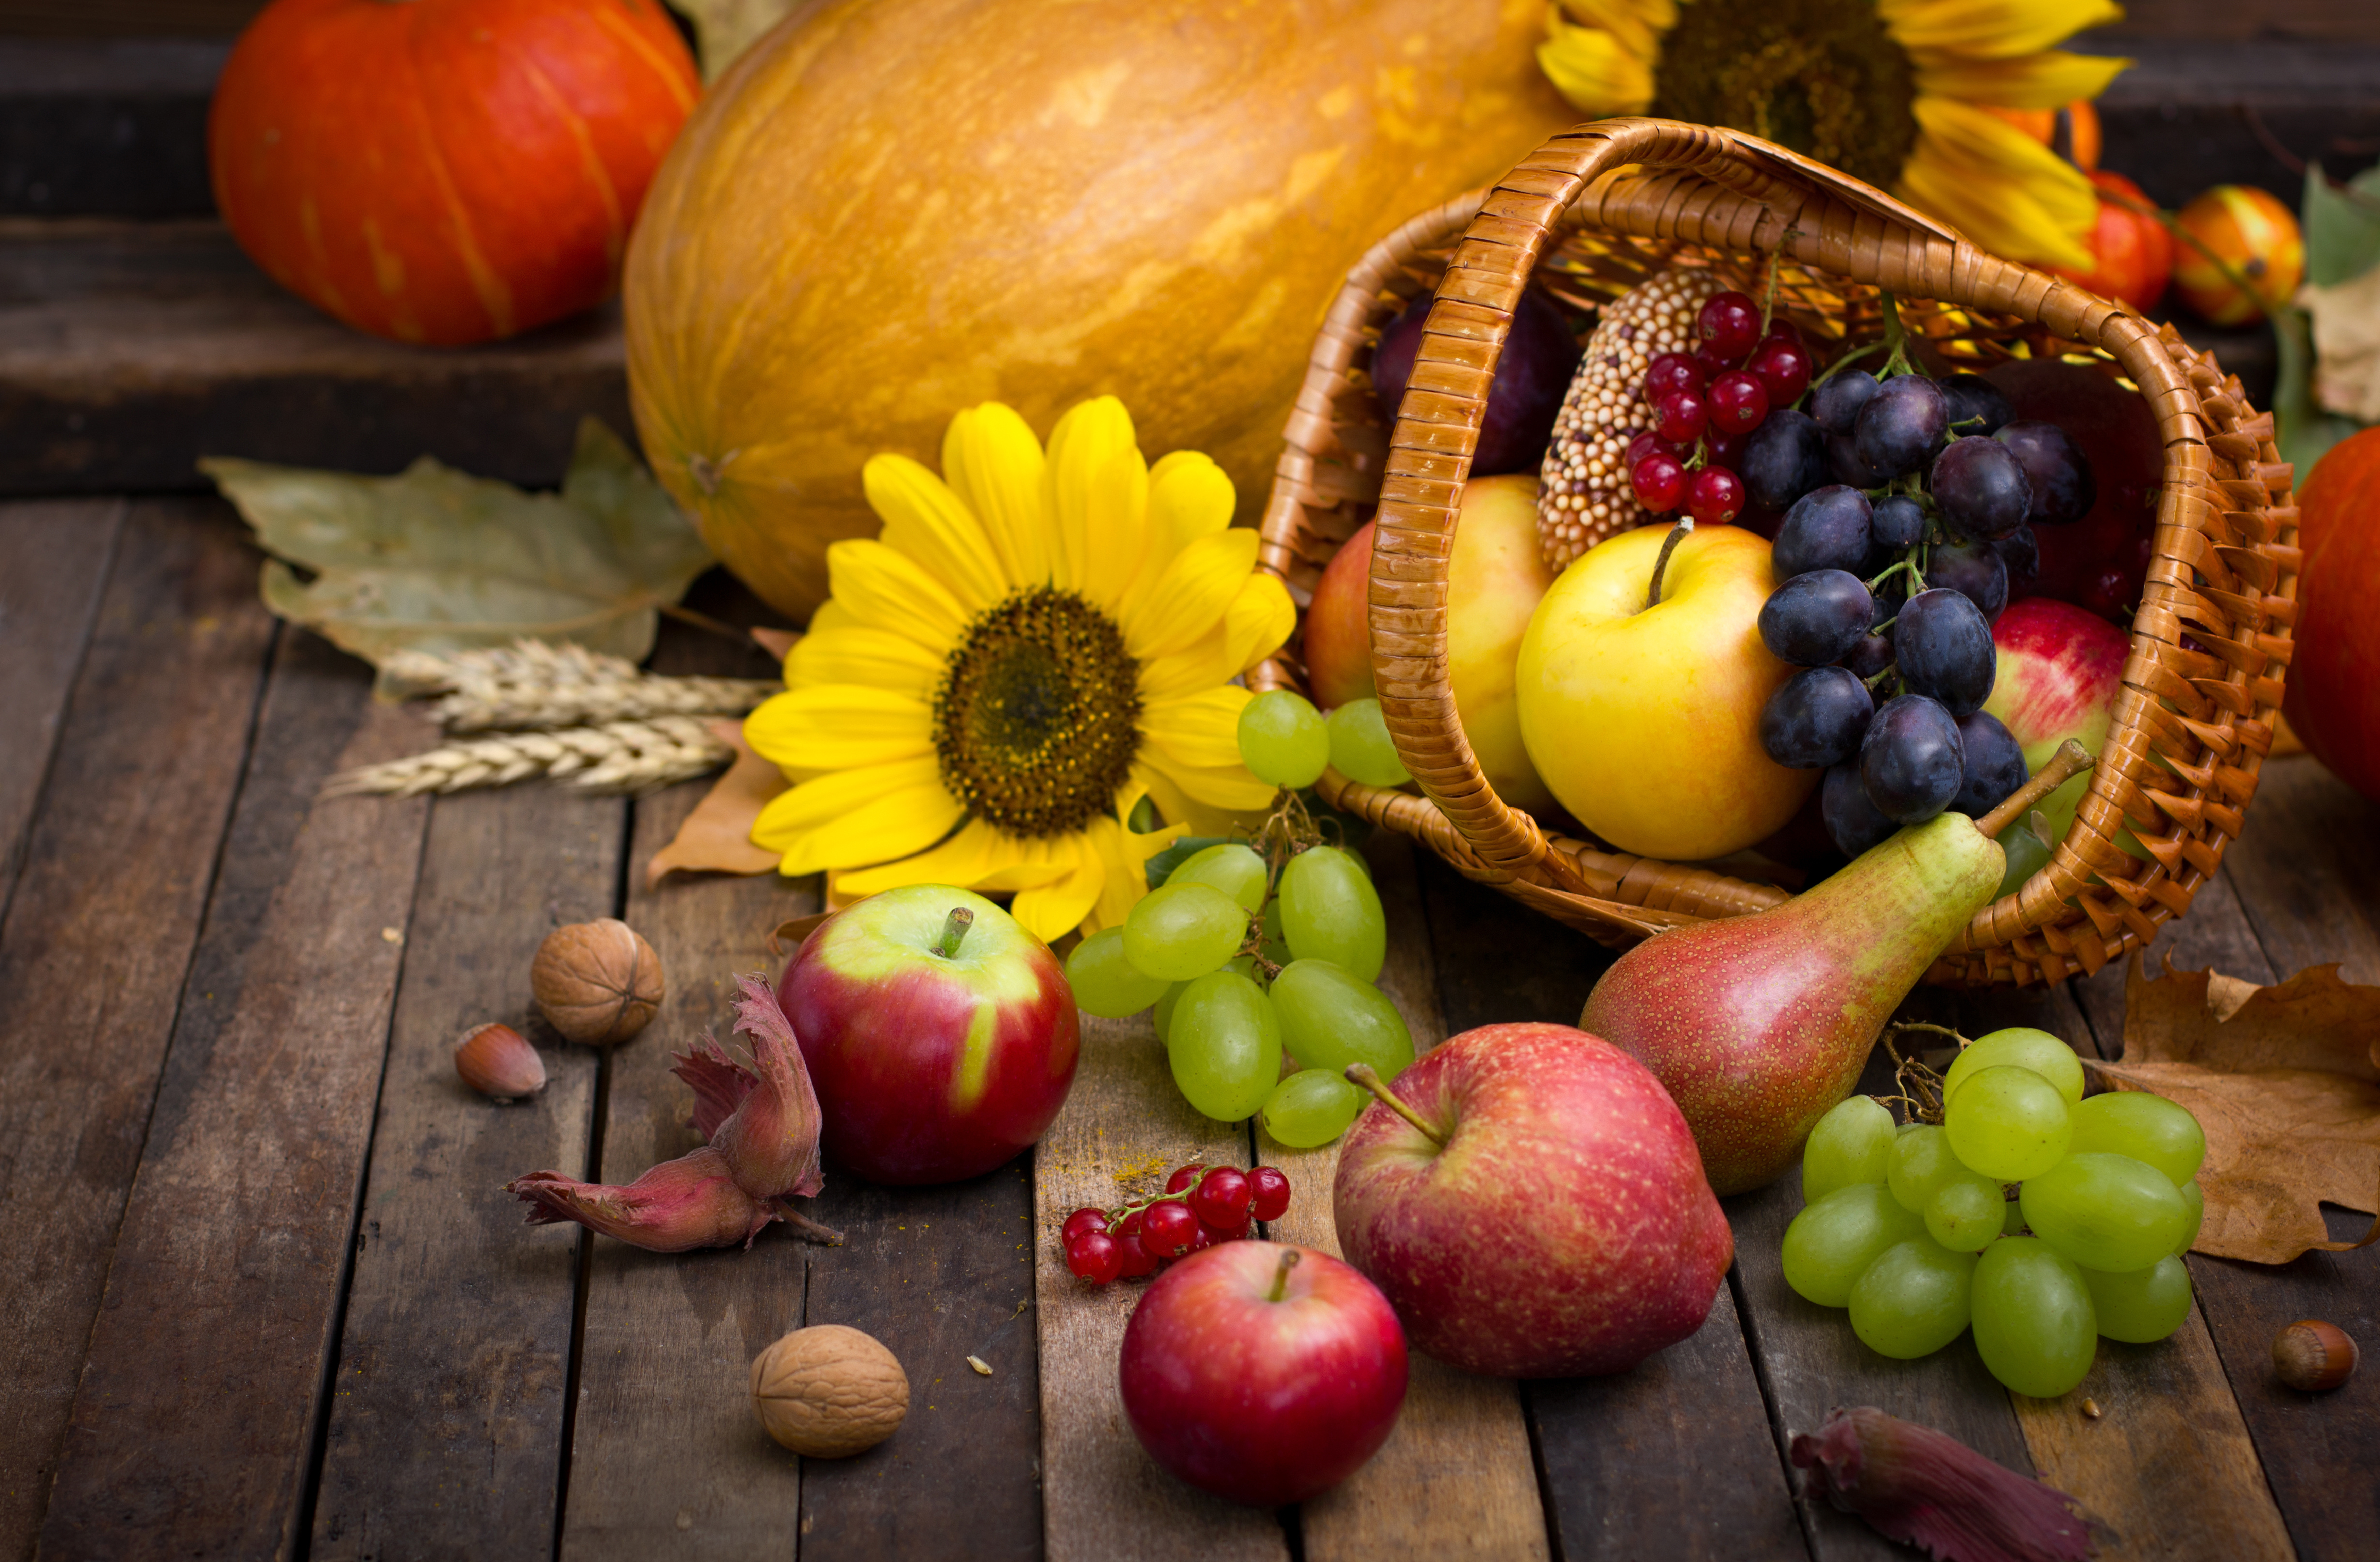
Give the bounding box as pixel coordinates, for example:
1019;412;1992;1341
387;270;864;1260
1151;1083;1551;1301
1345;1063;1445;1147
935;908;973;959
1974;738;2095;841
1266;1246;1301;1303
1642;519;1695;612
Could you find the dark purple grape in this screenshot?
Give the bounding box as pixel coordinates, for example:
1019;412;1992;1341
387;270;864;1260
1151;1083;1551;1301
1827;431;1896;490
1760;570;1877;667
1772;486;1875;580
1741;409;1829;512
1924;539;2010;621
1993;525;2040;595
1929;435;2032;540
1892;587;1998;717
1953;710;2028;818
1993;420;2096;525
1372;286;1580;475
1761;666;1876;769
1859;694;1966;824
1823;760;1900;856
1940;372;2014;437
1871;494;1926;549
1844;630;1896;682
1853;375;1949;478
1809;369;1879;436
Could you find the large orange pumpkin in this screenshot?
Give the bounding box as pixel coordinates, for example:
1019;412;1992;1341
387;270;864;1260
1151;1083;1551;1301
210;0;699;346
624;0;1574;620
2283;427;2380;801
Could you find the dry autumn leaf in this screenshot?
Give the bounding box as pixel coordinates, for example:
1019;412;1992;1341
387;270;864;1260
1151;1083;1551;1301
645;720;789;886
2096;954;2380;1265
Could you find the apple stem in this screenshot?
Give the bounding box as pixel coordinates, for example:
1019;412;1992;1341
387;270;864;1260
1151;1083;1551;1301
935;907;974;960
1642;519;1695;613
1974;738;2095;841
1345;1063;1446;1148
1267;1247;1301;1303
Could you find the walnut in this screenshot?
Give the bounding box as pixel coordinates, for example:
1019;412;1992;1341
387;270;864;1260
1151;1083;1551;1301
750;1325;910;1457
531;918;663;1045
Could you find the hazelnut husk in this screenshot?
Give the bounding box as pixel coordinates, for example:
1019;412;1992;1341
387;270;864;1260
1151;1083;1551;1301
455;1022;547;1101
531;918;663;1046
751;1325;909;1457
2273;1319;2358;1392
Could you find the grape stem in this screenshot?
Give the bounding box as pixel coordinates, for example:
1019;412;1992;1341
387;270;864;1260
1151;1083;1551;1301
1345;1063;1446;1147
935;907;974;960
1799;338;1889;408
1266;1247;1302;1303
1875;289;1921;380
1642;519;1695;613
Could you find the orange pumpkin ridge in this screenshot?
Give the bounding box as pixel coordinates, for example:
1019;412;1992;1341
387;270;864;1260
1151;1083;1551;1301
2284;428;2380;801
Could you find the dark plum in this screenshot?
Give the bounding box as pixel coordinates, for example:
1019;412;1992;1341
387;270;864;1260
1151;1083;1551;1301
1741;409;1829;512
1853;374;1949;478
1772;486;1875;580
1940;372;2014;436
1827;431;1897;490
1859;694;1966;824
1993;420;2096;524
1761;666;1875;769
1759;570;1877;667
1372;286;1580;475
1953;710;2029;818
1844;630;1896;682
1923;539;2010;621
1809;369;1879;436
1992;525;2040;595
1823;760;1900;856
1892;587;1997;717
1870;493;1926;549
1930;436;2033;540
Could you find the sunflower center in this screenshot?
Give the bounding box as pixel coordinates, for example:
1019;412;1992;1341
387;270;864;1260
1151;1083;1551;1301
933;587;1142;838
1651;0;1917;192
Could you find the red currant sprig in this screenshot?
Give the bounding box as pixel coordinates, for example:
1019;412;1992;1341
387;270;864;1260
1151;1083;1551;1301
1059;1162;1294;1286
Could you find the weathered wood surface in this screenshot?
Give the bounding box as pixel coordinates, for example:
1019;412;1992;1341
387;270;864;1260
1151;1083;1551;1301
0;497;119;905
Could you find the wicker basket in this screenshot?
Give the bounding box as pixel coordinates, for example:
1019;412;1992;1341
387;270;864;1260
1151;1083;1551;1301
1251;118;2299;987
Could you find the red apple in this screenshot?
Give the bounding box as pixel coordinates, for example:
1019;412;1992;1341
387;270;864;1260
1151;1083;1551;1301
1982;597;2130;853
1119;1241;1407;1507
778;885;1076;1185
1984;359;2162;622
1332;1022;1733;1378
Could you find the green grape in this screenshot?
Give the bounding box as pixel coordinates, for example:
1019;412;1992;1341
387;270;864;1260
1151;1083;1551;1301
1260;898;1291;967
2084;1254;2193;1343
1123;882;1249;982
1237;690;1329;789
2019;1153;2189;1273
1943;1065;2072;1182
1972;1237;2097;1397
1925;1172;2011;1253
1943;1027;2086;1106
1168;970;1283;1121
1848;1238;1978;1359
1278;846;1387;981
1064;928;1171;1019
1166;842;1269;913
1802;1095;1898;1205
1780;1184;1927;1308
2068;1091;2206;1187
1153;981;1186;1046
1268;959;1415;1077
1261;1069;1365;1148
2174;1179;2203;1255
1325;698;1410;788
1887;1124;1965;1214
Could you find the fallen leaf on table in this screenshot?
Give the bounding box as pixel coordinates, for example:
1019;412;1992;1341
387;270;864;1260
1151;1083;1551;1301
646;721;787;886
2096;954;2380;1264
206;418;713;691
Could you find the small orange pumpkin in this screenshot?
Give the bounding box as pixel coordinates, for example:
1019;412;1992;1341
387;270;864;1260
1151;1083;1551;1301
2284;428;2380;802
210;0;699;346
2051;170;2172;313
2171;184;2304;327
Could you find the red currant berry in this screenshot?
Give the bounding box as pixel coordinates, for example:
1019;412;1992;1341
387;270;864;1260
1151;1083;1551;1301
1706;370;1769;435
1704;428;1746;472
1182;1220;1213;1255
1698;291;1761;361
1114;1231;1157;1278
1762;317;1804;347
1686;465;1746;526
1747;341;1812;405
1066;1231;1123;1284
1190;1167;1254;1227
1630;452;1687;513
1246;1166;1292;1222
1641;351;1705;403
1164;1163;1204;1194
1624;430;1682;469
1061;1207;1110;1245
1115;1208;1143;1238
1140;1199;1198;1259
1201;1216;1252;1243
1654;391;1707;444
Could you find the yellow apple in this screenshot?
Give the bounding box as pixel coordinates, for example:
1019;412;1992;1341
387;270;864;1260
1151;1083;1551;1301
1304;474;1556;810
1517;524;1814;860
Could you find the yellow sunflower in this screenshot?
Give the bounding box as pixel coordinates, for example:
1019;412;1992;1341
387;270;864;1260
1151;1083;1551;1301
1538;0;2126;270
742;397;1295;943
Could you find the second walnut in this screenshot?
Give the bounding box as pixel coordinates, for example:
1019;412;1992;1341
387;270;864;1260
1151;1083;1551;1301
532;918;664;1045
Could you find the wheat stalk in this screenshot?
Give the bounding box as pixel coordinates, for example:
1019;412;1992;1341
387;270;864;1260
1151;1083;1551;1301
380;641;778;733
324;716;733;798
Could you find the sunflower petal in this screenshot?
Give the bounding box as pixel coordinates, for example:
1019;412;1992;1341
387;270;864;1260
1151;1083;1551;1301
1080;443;1151;610
1880;0;2122;61
1009;837;1106;943
1142;686;1255;772
832;819;1014;896
823;538;970;651
1220;570;1297;676
1912;49;2128;111
862;454;1008;611
1044;396;1140;593
1132;762;1271;839
1553;0;1672;71
942;404;1051;587
744;684;933;777
754;760;964;875
1083;789;1185;934
1899;97;2098;270
1123;527;1262;661
787;623;946;697
1140;749;1280;813
1120;452;1236;623
1536;7;1655;117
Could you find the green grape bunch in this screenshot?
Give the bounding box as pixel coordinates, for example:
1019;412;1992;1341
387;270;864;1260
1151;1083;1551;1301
1782;1026;2207;1397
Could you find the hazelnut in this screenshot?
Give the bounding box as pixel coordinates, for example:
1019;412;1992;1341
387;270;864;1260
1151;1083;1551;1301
2273;1319;2358;1392
750;1325;909;1457
455;1022;546;1100
531;918;663;1045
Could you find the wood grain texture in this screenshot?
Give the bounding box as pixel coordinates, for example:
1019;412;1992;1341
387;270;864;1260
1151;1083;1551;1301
0;500;271;1559
309;784;623;1561
0;497;118;908
2218;759;2380;984
37;627;428;1559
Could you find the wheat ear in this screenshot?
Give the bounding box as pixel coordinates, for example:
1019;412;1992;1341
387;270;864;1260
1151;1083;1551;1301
324;717;733;798
379;640;778;733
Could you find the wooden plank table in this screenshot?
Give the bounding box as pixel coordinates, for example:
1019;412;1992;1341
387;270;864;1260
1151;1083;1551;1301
1;507;2374;1562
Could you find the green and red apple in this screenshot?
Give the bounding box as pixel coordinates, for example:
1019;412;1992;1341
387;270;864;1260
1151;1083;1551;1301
1981;596;2140;891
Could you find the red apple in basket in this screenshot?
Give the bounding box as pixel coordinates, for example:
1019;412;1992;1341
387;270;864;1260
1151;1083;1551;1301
1332;1022;1733;1378
1120;1241;1407;1506
1981;596;2131;859
778;884;1077;1185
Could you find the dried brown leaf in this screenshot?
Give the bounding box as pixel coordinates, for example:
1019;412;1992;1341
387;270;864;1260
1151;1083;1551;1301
645;720;785;886
2098;954;2380;1264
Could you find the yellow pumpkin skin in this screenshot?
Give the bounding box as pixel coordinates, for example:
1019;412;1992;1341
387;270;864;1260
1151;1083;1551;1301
624;0;1572;619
